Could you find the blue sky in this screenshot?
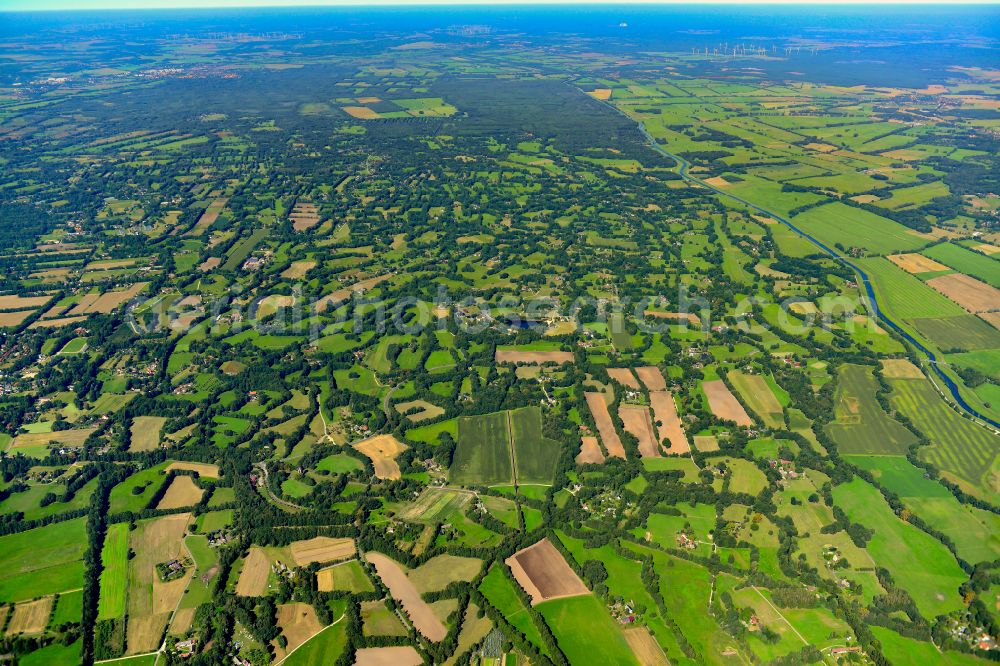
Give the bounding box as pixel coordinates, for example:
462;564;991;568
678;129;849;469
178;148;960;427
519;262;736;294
3;0;996;11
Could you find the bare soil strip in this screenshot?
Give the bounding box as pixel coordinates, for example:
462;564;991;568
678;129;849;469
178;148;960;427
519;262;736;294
619;405;660;458
576;436;605;464
703;380;753;426
926;272;1000;313
635;366;667;391
354;646;423;666
585;392;626;459
607;368;640;389
649;391;690;454
495;350;575;364
365;552;447;642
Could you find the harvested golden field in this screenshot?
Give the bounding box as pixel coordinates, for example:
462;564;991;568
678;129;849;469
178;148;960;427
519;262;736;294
272;602;324;663
0;310;36;327
926;273;1000;313
643;310;700;326
980;311;1000;330
166;461;220;478
170;607;196;635
881;358;924;379
28;315;88;329
588;88;612;100
506;538;589;605
235;547;271;597
634;366;667;391
365;552;447;641
10;428;95;452
5;597;53;635
607;368;640;389
973;243;1000;255
155;475;204;510
354;434;408;480
693;435;720;452
129;416;167;452
624;626;669;666
585;392;626;459
649;391;689;454
703;176;730;188
69;283;147;315
394;399;445;422
0;294;51;309
289;536;355;566
495;349;575;364
281;260;316;279
342;106;380;119
619;405;660;458
576;436;605;464
887;253;950;274
126;513;192;654
703;380;753;426
354;646;423;666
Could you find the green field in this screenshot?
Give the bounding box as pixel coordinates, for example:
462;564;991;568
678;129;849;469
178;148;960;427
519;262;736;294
479;566;549;655
19;640;81;666
855;257;967;320
889;377;1000;503
728;371;784;428
872;626;991;666
922;242;1000;288
51;589;83;626
537;594;639;666
847;455;1000;563
98;522;130;620
319;560;374;593
509;406;561;484
910;315;1000;352
451;411;514;486
792;202;928;255
0;517;87;602
108;461;171;514
826;364;916;455
832;478;965;618
282;622;348;666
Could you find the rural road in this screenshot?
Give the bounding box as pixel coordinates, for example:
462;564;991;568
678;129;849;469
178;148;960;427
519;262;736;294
254;461;304;512
596;89;1000;432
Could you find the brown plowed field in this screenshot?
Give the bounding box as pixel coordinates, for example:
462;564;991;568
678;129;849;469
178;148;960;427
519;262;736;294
703;380;753;426
576;436;605;464
607;368;640;389
619;405;660;458
505;538;589;605
585;392;625;459
926;273;1000;313
635;366;667;391
649;391;689;454
365;552;447;642
355;646;423;666
495;350;574;364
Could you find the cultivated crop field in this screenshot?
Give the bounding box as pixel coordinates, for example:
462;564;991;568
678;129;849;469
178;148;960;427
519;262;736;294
826;364;917;455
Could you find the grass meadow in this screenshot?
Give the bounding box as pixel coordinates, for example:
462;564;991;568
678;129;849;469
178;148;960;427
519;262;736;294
832;478;965;618
890;377;1000;503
